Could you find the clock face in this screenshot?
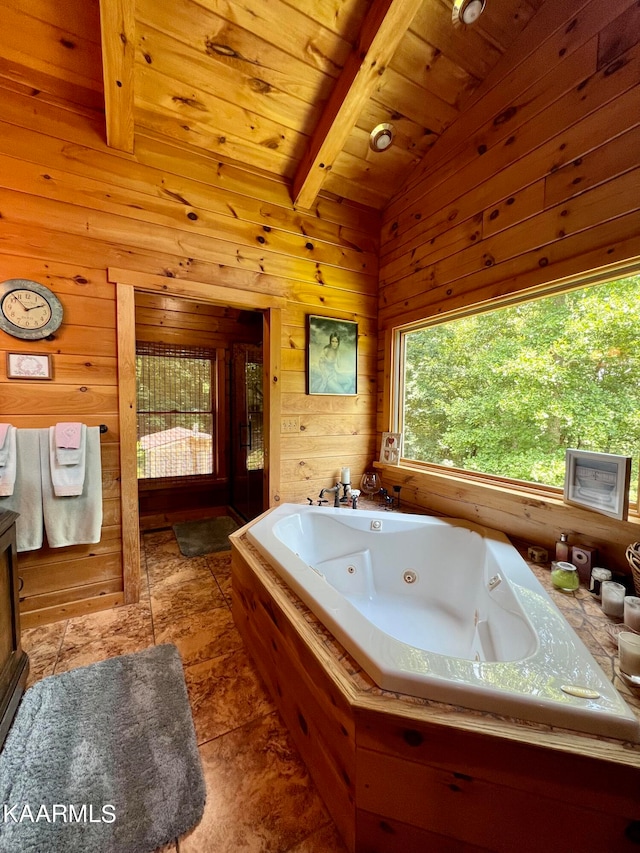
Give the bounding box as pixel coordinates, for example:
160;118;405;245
0;279;63;340
2;289;53;329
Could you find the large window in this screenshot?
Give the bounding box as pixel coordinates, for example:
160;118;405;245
136;343;217;481
398;275;640;503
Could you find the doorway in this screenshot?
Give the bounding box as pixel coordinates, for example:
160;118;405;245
133;293;265;521
114;270;283;604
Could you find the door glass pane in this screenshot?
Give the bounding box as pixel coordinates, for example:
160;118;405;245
246;360;264;471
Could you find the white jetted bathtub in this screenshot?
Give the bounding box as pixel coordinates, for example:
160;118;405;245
246;503;638;741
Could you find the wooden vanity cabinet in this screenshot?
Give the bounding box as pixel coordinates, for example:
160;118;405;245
0;510;29;749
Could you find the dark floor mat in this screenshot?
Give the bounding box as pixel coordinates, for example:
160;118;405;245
172;515;239;556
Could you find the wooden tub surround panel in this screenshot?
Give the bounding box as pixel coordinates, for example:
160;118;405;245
231;527;640;853
231;542;357;850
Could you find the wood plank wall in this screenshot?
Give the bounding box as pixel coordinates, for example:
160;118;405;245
0;46;379;623
134;293;262;519
134;293;262;351
377;0;640;569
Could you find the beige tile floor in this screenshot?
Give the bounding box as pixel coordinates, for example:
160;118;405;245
21;527;347;853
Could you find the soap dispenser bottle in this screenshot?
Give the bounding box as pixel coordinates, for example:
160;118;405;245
555;532;570;562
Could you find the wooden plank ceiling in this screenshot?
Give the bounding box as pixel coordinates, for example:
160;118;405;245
6;0;544;211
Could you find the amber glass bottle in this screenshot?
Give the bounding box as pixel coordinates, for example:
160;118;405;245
555;532;570;562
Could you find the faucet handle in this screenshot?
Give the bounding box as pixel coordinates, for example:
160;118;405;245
318;499;329;506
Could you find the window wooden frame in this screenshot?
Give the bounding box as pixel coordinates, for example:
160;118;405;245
386;262;640;517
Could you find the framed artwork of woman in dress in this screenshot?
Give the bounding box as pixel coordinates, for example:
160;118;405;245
306;315;358;395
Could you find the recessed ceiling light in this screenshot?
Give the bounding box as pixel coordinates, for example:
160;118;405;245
369;123;395;152
452;0;486;26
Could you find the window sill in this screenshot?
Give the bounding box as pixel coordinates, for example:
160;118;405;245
373;459;640;527
375;458;566;500
138;475;227;493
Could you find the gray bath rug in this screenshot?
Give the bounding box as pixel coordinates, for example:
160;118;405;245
173;515;239;556
0;644;205;853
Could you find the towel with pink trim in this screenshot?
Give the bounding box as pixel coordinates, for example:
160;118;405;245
0;424;17;496
49;425;86;495
55;422;82;448
41;426;102;546
54;422;83;466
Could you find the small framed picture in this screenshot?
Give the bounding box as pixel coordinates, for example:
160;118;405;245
6;352;53;380
306;315;358;396
380;432;402;465
563;449;631;520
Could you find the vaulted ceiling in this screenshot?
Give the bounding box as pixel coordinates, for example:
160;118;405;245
2;0;546;211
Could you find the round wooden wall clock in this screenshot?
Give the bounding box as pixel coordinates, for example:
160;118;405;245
0;279;64;340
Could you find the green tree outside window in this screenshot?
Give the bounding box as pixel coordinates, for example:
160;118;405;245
401;275;640;502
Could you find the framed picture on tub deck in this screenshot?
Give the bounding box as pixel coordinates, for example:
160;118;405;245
380;432;402;465
563;449;631;520
6;352;53;380
306;315;358;396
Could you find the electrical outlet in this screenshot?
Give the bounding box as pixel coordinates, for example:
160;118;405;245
280;416;300;433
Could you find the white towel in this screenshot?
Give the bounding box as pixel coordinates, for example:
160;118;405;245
48;424;87;496
55;446;83;466
54;422;83;465
0;429;44;551
0;423;12;467
0;427;17;496
55;421;82;448
40;426;103;548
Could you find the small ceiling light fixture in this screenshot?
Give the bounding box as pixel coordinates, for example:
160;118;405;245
369;123;395;152
452;0;486;26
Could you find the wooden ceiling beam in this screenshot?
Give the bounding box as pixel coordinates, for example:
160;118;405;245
292;0;423;210
99;0;135;153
